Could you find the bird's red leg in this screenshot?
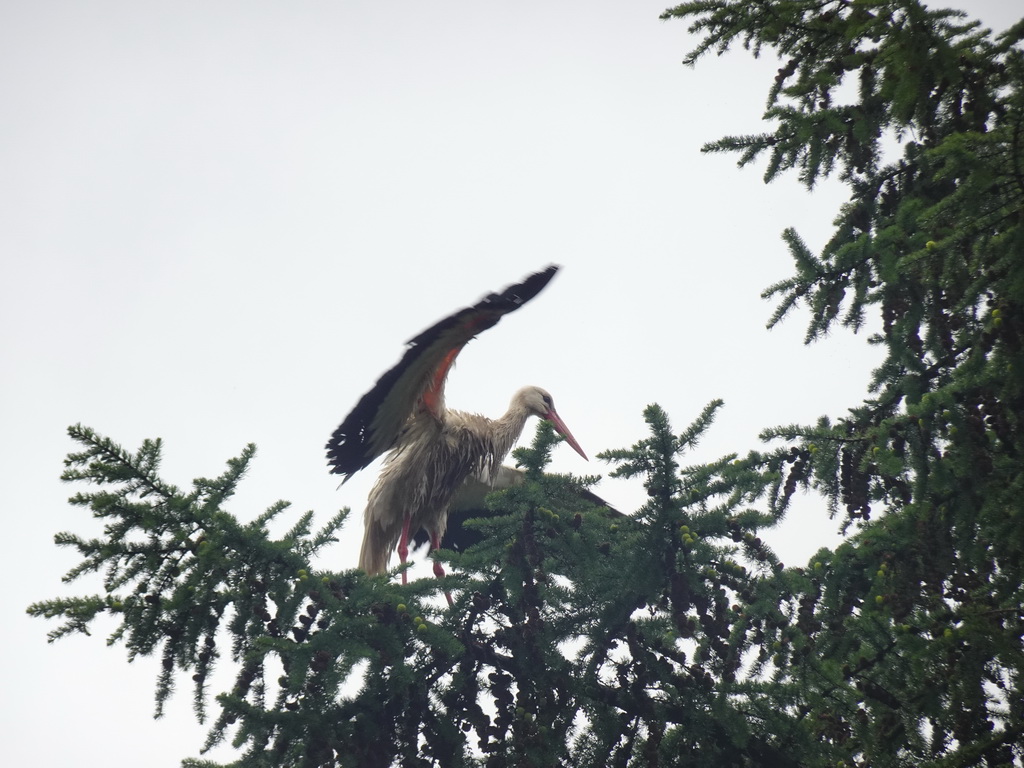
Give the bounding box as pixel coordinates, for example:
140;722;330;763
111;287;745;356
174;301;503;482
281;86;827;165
429;531;446;579
429;530;454;607
397;514;412;586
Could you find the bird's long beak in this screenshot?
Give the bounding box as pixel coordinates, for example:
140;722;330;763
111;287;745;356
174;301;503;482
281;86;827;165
545;409;588;461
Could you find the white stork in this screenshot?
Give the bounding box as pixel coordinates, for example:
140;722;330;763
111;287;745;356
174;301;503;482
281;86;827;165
326;265;586;597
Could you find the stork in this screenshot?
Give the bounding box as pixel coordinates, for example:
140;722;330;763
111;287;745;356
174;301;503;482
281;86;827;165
326;265;586;598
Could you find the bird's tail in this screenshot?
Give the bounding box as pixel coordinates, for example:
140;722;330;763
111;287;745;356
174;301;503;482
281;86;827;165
358;517;394;576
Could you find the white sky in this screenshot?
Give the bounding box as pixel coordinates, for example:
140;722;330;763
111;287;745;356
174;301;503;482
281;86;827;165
3;2;1018;765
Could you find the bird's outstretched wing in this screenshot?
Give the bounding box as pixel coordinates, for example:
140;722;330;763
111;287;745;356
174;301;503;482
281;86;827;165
326;265;560;481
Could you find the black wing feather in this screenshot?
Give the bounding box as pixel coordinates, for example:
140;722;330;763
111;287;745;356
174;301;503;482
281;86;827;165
325;265;559;481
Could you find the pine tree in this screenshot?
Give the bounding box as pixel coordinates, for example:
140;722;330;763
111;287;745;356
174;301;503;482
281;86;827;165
29;2;1024;767
657;1;1024;765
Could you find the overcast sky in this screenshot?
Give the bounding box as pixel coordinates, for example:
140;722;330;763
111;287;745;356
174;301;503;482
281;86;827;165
3;2;1019;765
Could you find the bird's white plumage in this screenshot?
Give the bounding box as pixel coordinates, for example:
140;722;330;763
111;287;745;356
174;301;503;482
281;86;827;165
359;386;566;575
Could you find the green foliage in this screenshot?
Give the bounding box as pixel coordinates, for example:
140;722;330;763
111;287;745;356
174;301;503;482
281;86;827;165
659;1;1024;765
35;415;816;767
29;425;349;726
29;2;1024;767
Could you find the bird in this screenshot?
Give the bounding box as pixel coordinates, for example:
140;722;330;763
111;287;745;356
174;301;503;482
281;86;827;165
325;265;586;597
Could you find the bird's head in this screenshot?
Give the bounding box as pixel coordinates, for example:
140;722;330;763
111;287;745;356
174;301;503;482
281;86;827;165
514;386;588;460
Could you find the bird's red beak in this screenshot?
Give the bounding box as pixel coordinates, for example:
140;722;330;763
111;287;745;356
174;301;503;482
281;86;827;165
545;409;588;461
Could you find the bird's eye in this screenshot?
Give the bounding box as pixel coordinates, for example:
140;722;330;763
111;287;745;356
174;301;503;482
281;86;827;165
542;394;552;407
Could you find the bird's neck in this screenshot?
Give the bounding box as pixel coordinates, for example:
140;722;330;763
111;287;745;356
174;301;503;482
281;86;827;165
490;402;533;465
